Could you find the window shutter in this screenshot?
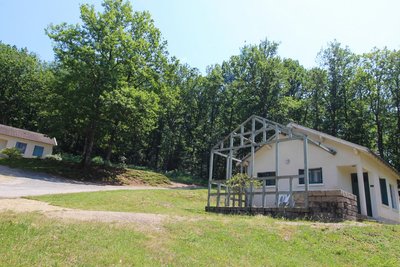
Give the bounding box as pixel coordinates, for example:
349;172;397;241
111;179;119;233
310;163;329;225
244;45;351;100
379;178;389;206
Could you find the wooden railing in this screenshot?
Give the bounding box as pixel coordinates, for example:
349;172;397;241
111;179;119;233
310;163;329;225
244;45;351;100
207;175;308;209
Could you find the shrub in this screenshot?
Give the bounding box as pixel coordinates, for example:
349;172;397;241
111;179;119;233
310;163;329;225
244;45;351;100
1;147;23;159
45;154;62;161
61;153;82;163
91;156;104;165
226;173;261;192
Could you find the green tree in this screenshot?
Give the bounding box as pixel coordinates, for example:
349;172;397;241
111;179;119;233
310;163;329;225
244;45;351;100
318;40;357;138
0;42;50;130
46;0;167;167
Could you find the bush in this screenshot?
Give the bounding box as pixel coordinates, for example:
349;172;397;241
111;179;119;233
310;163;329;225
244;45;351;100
225;173;261;192
61;153;82;163
45;154;62;161
1;147;23;159
91;156;104;165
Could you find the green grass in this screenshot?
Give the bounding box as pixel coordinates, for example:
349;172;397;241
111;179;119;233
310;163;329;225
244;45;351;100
31;189;208;216
5;189;400;266
0;157;171;186
0;212;155;266
165;170;208;186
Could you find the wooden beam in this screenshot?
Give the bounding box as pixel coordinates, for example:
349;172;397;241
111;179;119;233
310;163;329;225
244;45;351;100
213;151;242;162
275;125;279;208
303;136;309;208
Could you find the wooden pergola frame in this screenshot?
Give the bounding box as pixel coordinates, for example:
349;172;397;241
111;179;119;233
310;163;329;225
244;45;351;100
207;115;336;210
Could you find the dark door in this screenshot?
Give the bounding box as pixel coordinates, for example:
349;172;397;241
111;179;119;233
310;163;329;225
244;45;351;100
351;173;373;217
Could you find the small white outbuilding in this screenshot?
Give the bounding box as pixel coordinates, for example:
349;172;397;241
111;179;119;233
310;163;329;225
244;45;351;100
0;124;57;158
249;122;400;223
206;116;400;223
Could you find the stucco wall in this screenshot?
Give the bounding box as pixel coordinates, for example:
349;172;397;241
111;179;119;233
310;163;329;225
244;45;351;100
0;133;53;158
249;137;359;191
360;154;400;223
247;135;400;222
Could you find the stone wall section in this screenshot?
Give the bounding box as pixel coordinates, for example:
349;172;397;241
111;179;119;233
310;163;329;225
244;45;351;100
205;189;359;222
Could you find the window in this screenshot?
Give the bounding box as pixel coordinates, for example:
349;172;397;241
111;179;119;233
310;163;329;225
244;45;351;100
257;171;276;186
32;145;44;157
379;178;389;206
298;168;323;184
398;180;400;201
389;184;397;209
15;142;27;154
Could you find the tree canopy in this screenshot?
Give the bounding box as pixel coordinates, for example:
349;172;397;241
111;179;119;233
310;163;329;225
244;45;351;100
1;0;399;180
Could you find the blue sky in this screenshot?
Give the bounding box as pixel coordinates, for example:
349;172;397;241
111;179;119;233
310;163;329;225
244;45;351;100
1;0;400;73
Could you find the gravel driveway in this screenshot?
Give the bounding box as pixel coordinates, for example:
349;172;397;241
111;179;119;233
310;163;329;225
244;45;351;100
0;165;157;198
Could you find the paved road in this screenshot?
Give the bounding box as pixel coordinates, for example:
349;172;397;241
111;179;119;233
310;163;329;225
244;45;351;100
0;165;156;198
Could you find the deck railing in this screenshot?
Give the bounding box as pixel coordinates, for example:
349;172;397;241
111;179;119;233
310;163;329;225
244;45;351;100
207;174;308;209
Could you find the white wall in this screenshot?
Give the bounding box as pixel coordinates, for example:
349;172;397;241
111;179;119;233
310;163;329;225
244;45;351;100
0;133;53;158
361;154;400;223
245;134;400;222
249;137;358;192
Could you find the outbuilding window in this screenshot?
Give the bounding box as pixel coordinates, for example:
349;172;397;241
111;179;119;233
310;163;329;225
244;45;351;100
379;178;389;206
257;171;276;186
15;142;27;154
298;168;323;184
32;145;44;157
389;184;397;209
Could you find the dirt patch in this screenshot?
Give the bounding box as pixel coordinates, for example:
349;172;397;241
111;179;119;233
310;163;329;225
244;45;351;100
0;198;176;231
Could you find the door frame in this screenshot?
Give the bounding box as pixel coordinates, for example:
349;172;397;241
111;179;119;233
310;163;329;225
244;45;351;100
351;172;373;217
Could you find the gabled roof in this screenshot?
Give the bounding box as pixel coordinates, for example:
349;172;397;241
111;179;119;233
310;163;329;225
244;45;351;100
0;124;57;146
288;123;400;178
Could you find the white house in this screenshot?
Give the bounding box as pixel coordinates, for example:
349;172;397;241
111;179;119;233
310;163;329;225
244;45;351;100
0;124;57;158
248;122;400;223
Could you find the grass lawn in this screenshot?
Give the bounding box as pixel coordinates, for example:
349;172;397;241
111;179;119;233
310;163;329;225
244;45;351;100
0;158;171;186
31;189;208;216
0;212;153;266
7;189;395;266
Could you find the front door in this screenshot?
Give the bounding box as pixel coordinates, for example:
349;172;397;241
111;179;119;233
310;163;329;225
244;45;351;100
351;173;373;217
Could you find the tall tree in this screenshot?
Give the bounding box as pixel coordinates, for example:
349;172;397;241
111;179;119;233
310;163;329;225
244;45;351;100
46;0;167;167
318;40;357;138
0;42;50;130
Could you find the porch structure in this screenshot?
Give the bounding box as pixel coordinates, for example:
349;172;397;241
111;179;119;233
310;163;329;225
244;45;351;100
206;115;337;211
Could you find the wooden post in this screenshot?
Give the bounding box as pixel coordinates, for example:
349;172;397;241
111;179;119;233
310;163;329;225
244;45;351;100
263;120;267;142
240;125;244;146
207;152;214;208
289;176;293;208
249;117;255;207
303;136;309;208
217;183;221;207
227;134;234;207
275;126;280;208
262;179;266;208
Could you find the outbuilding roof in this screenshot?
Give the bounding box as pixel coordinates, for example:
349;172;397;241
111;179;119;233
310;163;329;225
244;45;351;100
0;124;57;146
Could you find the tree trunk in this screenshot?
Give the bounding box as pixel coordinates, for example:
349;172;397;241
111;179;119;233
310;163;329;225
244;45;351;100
81;125;95;169
376;116;384;158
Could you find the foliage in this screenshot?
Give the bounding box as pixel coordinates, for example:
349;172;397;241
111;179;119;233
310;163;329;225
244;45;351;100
165;170;206;186
226;173;261;191
0;147;22;159
60;153;82;163
0;42;52;130
0;157;170;186
91;156;104;165
44;154;62;161
45;0;167;168
1;0;400;179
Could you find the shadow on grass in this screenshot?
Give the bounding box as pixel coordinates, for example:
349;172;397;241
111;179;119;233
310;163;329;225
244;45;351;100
0;158;128;185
